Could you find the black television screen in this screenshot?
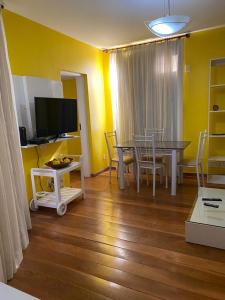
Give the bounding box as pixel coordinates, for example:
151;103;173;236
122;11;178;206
35;97;78;137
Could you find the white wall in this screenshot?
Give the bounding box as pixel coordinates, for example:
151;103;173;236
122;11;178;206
13;76;63;138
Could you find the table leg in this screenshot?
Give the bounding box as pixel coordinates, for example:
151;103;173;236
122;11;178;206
118;147;125;189
171;149;177;196
180;150;184;183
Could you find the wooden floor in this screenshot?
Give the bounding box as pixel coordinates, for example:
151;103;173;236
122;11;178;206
9;172;225;300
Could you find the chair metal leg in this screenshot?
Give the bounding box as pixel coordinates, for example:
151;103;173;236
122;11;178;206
165;166;168;189
200;163;204;187
125;165;130;186
177;166;181;184
152;168;156;197
137;167;140;192
109;162;112;183
116;163;119;179
196;165;200;187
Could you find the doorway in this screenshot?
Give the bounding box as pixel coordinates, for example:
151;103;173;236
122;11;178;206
60;71;91;177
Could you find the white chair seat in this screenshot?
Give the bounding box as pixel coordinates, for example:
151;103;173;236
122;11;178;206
177;159;199;167
112;155;134;165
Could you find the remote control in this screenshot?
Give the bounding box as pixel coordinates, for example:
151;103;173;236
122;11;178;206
202;198;222;202
204;203;219;208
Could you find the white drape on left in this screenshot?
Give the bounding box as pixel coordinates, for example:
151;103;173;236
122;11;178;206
0;10;31;283
110;39;184;143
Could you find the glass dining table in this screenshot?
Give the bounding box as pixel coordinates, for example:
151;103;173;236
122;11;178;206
114;140;191;196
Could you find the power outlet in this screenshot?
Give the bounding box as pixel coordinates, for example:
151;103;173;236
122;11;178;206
47;177;54;190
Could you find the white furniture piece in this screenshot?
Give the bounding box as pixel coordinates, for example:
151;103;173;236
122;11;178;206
186;187;225;250
104;131;134;183
0;283;39;300
207;57;225;184
115;140;190;196
30;155;84;216
134;135;168;196
21;135;79;149
177;130;207;187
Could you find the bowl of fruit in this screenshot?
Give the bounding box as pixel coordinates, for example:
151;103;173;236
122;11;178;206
45;157;73;169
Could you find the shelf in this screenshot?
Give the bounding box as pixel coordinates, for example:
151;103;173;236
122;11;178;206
207;175;225;184
208;156;225;162
31;161;81;177
211;58;225;66
21;135;80;149
210;83;225;88
209;134;225;138
210;110;225;113
36;187;83;209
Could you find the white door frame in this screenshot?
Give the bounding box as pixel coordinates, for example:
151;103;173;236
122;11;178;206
60;71;91;177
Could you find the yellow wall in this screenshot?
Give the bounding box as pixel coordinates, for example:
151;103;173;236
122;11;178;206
3;10;113;199
62;78;82;155
183;27;225;170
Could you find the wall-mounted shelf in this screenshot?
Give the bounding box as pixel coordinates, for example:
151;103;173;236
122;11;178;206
209;134;225;138
210;83;225;88
21;135;80;149
208;156;225;162
210;110;225;113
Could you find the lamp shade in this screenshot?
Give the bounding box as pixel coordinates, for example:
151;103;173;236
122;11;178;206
146;15;190;37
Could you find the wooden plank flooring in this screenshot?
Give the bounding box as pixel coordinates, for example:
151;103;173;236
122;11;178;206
9;172;225;300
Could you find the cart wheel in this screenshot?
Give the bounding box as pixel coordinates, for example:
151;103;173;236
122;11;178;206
57;203;67;216
29;199;38;212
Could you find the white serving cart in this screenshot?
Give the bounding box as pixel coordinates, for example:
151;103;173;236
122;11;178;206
30;155;84;216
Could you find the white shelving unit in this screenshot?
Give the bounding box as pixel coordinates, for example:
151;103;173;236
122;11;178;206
207;57;225;184
30;155;84;216
21;135;79;149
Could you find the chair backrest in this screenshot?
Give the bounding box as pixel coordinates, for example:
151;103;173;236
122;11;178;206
196;130;207;164
145;128;165;141
104;130;118;161
134;134;156;166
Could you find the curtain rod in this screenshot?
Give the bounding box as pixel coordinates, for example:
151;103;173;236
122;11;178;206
103;33;190;53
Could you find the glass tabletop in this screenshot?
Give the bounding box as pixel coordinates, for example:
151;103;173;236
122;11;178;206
115;140;191;150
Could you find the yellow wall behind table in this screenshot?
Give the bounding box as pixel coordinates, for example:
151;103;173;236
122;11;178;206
62;79;82;155
3;10;112;199
183;26;225;172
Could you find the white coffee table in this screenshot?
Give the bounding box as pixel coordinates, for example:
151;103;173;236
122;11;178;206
0;283;39;300
186;187;225;249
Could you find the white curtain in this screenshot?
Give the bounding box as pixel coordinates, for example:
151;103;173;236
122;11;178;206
110;39;184;143
0;10;31;282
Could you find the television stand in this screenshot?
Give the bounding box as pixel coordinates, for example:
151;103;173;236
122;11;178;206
21;135;80;149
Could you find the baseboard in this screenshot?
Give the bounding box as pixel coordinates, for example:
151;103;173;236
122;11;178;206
91;167;109;177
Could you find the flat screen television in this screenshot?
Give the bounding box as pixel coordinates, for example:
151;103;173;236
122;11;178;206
35;97;78;137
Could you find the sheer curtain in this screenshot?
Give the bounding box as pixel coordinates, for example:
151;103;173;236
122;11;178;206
110;39;184;143
0;9;31;282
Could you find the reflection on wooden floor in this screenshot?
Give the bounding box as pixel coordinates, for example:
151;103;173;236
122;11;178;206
9;171;225;300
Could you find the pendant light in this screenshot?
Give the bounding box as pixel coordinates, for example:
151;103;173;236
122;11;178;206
145;0;190;37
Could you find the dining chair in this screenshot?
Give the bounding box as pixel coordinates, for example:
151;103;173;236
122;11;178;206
104;131;134;183
177;130;207;187
134;134;168;196
144;128;165;141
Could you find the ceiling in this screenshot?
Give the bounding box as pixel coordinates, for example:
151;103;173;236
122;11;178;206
5;0;225;49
